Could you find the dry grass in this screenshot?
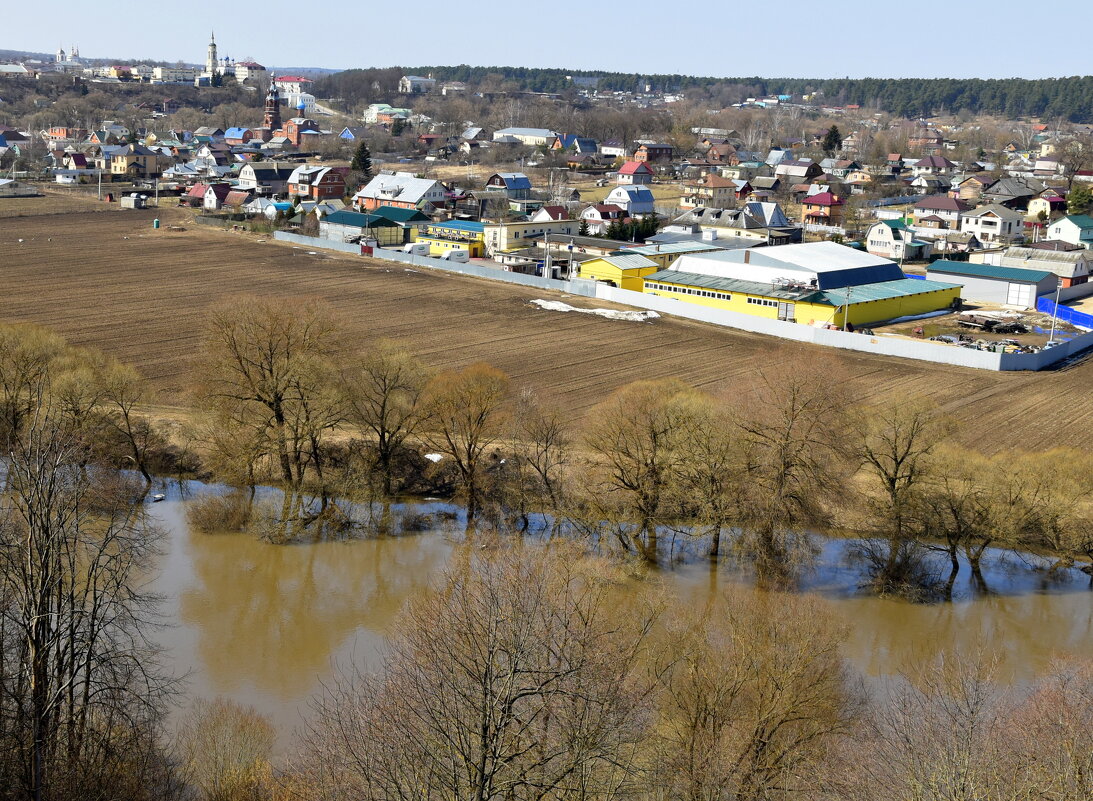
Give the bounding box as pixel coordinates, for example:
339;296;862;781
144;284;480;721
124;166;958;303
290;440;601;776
0;188;128;218
0;206;1090;453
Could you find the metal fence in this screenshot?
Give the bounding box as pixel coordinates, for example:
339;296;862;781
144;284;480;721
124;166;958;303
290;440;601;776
1037;296;1093;330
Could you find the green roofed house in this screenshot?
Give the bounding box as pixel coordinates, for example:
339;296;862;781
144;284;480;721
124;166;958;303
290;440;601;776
1046;214;1093;250
865;218;932;261
371;204;431;243
319;210;402;246
925;260;1056;309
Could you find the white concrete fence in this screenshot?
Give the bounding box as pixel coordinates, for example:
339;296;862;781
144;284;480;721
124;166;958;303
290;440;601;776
272;232;1093;372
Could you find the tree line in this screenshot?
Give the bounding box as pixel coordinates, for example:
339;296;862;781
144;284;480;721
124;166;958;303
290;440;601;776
1;313;1092;799
175;297;1093;600
316;66;1093;122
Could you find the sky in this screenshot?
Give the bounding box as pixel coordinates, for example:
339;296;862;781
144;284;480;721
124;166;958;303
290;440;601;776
5;0;1092;80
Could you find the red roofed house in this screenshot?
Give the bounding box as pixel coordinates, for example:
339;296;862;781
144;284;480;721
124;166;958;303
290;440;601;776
617;160;654;185
531;205;568;222
203;183;233;211
184;183;209;208
273;76;314;95
801;191;846;227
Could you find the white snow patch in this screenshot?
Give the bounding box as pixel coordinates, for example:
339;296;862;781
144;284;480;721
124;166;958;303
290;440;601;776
530;299;659;322
424;453;444;463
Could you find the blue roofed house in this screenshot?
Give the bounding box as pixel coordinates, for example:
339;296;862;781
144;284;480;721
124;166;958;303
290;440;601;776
224;127;254;146
485;172;533;199
551;133;598;153
604;184;656;216
338;126;367;141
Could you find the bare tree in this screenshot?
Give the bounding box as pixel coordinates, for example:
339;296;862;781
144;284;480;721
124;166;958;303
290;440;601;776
342;340;430;496
419;363;511;524
651;587;859;801
300;543;657;801
196;296;343;487
177;698;275;801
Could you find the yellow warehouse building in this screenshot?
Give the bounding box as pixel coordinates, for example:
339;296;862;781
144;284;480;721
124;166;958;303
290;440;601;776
578;253;660;291
643;242;962;327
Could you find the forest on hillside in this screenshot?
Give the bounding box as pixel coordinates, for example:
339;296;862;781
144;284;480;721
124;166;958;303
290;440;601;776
314;66;1093;122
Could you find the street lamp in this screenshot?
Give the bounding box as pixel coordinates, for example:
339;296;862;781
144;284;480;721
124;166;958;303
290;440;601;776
1048;277;1062;344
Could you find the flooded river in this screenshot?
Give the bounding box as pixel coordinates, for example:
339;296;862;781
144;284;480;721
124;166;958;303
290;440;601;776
147;487;1093;741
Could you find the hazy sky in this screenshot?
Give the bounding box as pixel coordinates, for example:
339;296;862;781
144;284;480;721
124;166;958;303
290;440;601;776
6;0;1091;79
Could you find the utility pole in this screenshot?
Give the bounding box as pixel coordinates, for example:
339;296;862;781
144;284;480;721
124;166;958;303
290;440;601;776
1048;277;1062;343
843;285;852;331
544;230;551;279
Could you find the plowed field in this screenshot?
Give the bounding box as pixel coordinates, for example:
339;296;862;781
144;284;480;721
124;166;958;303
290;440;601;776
1;208;1089;452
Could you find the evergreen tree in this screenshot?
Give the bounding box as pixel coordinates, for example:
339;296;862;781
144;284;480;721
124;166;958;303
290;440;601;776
351;141;373;180
578;218;590;236
1068;184;1093;215
821;125;843;156
391;118;406;137
606;219;624;239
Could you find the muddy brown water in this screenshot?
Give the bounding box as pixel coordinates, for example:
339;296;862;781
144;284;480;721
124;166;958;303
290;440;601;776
148;494;1093;744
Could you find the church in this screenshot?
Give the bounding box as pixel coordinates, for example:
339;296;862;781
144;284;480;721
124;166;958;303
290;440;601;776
251;78;321;146
197;32;266;85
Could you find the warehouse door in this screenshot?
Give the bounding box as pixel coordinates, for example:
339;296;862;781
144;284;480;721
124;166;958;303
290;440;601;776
777;302;796;322
1006;282;1032;308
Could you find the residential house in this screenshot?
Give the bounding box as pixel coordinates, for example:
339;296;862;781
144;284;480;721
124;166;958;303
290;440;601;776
911;155;955;176
109;144;162;177
551;133;598;152
818;158;860;178
617;161;654;185
364;104;412;125
1027;193;1067;220
44;126;88;142
680;174;740;209
999;245;1091;287
222;189;252;210
604;185;656;216
704;143;738;164
774;159;822;182
801;192;846;228
960;204;1025;245
955;173;996;201
908;127;944;155
633;143;673;163
1045;214;1093;249
865;219;931;261
287;165;347;200
354;173;447;212
202;183;232;210
491;127;557;147
338;126;368;141
484;172;533;199
598;139;631;159
667;202;800;245
237;162;297;195
981;177;1045;211
910;175;950;195
913;195;972;230
580;204;627;235
224;127;254;146
530;205;568;222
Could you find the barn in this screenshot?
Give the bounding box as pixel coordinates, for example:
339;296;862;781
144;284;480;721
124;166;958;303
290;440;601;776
0;179;40;198
925;260;1056;310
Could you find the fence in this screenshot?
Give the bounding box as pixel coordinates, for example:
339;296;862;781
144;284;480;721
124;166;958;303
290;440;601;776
270;233;1093;372
272;232;599;296
1036;296;1093;330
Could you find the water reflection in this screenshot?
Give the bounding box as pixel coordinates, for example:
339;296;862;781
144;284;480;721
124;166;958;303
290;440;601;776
147;484;1093;740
